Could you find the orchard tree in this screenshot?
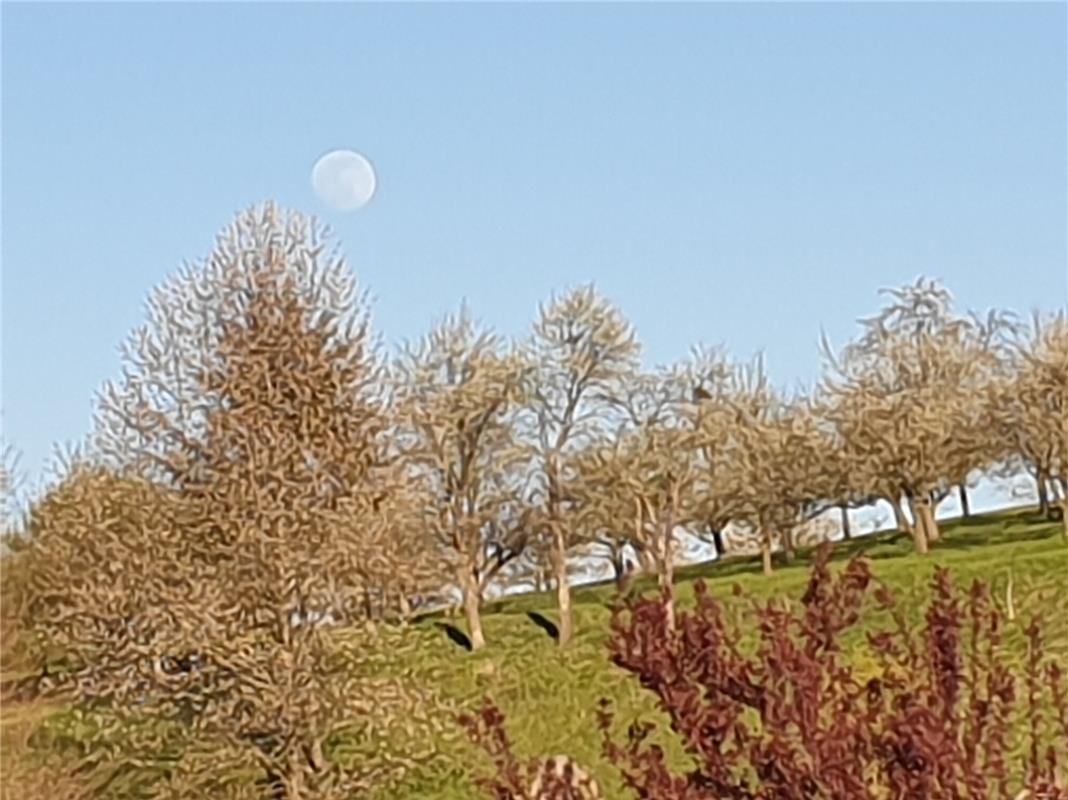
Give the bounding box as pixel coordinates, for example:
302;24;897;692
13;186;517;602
572;368;697;627
521;285;640;647
393;306;529;650
820;278;1013;552
993;311;1068;529
31;203;448;799
568;439;634;585
733;389;841;575
685;347;757;559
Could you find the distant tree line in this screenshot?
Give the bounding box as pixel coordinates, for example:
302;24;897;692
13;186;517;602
1;202;1064;798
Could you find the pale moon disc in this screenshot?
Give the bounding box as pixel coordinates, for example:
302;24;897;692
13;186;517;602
311;149;377;211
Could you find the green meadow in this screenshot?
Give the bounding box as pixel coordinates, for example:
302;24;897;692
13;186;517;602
8;507;1067;799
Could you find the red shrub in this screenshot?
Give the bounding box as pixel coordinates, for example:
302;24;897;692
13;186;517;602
464;545;1067;799
599;544;1067;799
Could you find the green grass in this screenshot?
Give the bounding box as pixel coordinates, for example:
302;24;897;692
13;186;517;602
15;507;1068;799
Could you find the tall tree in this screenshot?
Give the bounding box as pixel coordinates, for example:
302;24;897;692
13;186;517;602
993;311;1068;531
393;307;528;650
686;346;758;560
521;285;640;647
820;278;1013;552
32;203;446;799
733;390;841;575
572;368;697;628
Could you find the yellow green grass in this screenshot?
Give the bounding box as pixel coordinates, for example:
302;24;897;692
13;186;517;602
7;506;1067;799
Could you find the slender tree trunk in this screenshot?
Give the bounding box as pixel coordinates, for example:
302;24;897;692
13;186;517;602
460;569;486;651
709;525;727;559
839;504;852;540
781;527;796;564
656;554;676;630
925;491;943;541
610;548;627;584
901;494;927;554
1050;477;1064;502
1037;468;1051;518
907;494;937;544
616;559;635;597
1059;497;1068;541
656;518;677;630
925;499;941;542
913;494;940;547
761;528;774;576
552;529;573;647
362;588;375;620
633;545;654;575
958;483;971;519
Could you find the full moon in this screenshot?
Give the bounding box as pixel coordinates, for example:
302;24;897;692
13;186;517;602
311;149;377;211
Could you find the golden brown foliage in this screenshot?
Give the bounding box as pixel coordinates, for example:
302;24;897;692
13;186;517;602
521;285;641;646
18;204;448;799
821;277;1016;551
393;306;530;649
991;311;1068;532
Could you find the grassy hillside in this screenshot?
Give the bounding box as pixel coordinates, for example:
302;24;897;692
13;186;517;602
6;506;1067;799
370;506;1068;798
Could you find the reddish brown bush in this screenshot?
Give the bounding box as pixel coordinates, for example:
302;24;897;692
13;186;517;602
598;544;1067;799
464;544;1067;799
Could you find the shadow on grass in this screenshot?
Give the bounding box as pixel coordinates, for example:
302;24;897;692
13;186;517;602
418;507;1062;619
525;611;559;642
434;622;472;652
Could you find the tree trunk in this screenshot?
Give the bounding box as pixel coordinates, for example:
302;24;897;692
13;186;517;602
656;519;677;630
636;545;657;575
610;547;627;584
1059;497;1068;541
461;569;486;651
616;559;635;597
913;494;940;548
925;501;941;542
552;531;573;647
397;592;412;624
709;525;727;559
362;588;375;620
780;527;796;563
958;483;971;519
761;528;774;576
656;555;676;630
839;504;852;540
905;493;939;542
901;495;927;554
1037;468;1051;518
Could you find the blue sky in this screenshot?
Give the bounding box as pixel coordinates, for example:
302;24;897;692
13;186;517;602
2;3;1066;498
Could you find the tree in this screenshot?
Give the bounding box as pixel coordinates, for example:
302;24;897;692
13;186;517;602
993;311;1068;531
820;278;1014;553
521;285;640;647
732;387;842;575
686;347;760;560
393;306;529;650
30;203;446;799
571;368;698;628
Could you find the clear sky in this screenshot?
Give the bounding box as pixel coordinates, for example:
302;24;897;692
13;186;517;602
2;2;1066;497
